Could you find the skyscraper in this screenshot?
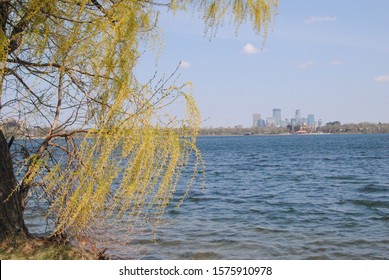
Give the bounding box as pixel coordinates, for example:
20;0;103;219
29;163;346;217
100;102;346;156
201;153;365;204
308;114;315;127
273;108;281;127
295;109;301;124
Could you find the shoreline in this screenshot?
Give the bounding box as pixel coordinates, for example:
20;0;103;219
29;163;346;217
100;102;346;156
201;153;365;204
197;131;389;137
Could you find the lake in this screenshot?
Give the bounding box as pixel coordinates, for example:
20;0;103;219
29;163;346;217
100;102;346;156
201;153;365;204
26;134;389;259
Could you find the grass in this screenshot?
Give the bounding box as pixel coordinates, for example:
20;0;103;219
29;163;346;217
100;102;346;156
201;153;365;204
0;235;102;260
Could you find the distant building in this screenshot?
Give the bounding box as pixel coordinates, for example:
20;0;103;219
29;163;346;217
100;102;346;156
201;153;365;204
295;109;301;124
253;114;261;127
266;117;276;127
258;119;266;128
273;108;282;127
308;114;315;127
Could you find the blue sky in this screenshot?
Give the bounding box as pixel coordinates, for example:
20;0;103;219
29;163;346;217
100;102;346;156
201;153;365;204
139;0;389;127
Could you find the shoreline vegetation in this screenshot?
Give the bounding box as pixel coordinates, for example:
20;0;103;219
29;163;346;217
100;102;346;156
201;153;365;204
0;235;107;260
199;122;389;136
2;122;389;140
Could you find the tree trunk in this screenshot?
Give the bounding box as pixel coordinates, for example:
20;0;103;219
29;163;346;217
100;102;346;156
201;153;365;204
0;129;27;240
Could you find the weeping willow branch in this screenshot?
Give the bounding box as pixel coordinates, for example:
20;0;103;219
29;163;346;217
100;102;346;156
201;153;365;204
1;0;277;243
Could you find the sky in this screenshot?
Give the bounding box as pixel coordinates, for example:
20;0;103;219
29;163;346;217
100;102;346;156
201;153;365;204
138;0;389;128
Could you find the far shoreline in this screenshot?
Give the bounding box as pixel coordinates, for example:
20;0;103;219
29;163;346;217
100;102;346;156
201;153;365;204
198;122;389;137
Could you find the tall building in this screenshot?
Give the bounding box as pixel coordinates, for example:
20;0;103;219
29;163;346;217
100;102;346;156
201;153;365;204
308;114;315;127
295;109;301;124
253;114;261;127
273;108;282;127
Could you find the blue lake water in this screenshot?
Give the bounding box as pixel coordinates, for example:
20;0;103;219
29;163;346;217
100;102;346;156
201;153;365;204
26;134;389;259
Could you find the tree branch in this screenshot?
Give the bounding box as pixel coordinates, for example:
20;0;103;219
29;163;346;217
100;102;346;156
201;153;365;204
90;0;117;24
8;13;29;54
49;72;63;134
0;0;11;33
90;0;106;15
7;57;112;79
7;68;56;109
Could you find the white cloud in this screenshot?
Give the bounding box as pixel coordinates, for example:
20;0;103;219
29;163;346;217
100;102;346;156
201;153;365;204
304;16;337;24
298;61;314;69
242;43;260;55
374;75;389;82
330;60;344;66
179;60;191;68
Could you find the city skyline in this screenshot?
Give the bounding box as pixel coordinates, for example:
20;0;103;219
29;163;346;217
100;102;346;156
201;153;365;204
253;108;321;129
137;1;389;127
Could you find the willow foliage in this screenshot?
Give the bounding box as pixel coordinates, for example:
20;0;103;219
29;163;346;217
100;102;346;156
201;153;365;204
0;0;277;240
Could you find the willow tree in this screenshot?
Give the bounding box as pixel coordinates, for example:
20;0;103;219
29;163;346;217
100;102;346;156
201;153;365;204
0;0;277;243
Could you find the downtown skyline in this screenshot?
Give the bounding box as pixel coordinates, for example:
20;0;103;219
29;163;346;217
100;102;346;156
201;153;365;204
253;108;320;129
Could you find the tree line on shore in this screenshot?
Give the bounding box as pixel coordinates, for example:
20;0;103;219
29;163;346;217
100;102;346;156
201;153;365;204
2;120;389;139
199;122;389;136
